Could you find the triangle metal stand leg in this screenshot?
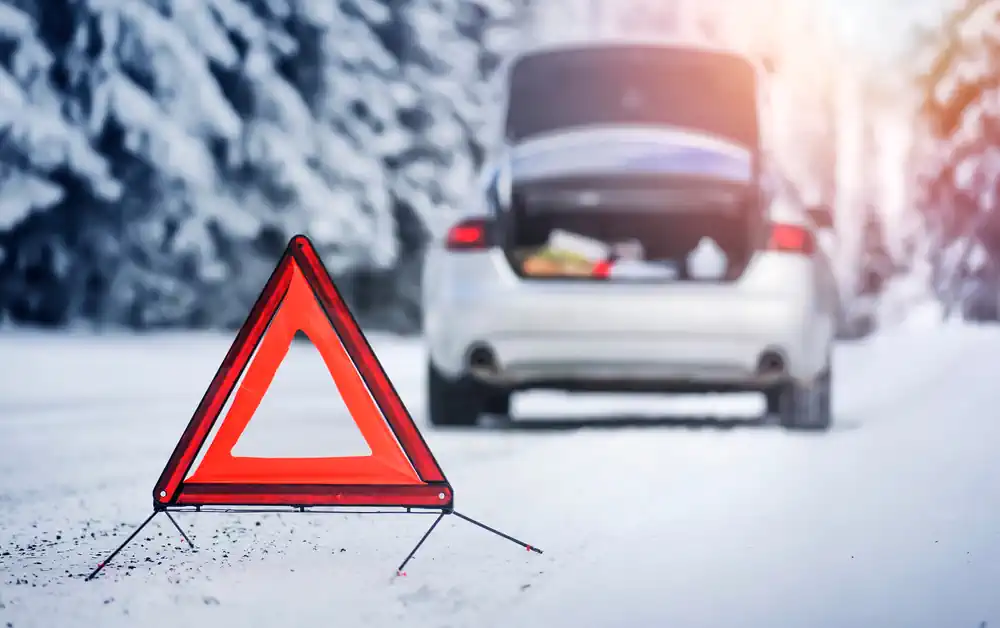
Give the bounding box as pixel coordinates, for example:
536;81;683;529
396;511;445;575
163;510;195;549
452;511;542;554
396;510;542;576
86;509;195;581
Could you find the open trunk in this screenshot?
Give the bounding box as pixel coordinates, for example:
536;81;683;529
498;43;765;283
505;44;760;148
502;174;765;282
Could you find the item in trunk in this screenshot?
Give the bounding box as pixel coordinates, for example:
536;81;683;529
504;177;760;282
687;237;728;280
608;259;680;280
519;247;598;277
611;239;645;261
592;259;613;279
547;229;610;262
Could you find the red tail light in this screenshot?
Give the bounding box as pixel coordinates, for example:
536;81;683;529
767;223;814;255
445;218;491;251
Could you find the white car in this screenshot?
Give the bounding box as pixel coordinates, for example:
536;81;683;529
422;40;840;431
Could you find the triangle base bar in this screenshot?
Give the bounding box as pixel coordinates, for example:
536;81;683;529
171;482;453;507
85;507;542;581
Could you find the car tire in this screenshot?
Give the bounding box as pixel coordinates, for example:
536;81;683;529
482;388;512;417
427;361;484;427
966;295;999;322
767;369;833;432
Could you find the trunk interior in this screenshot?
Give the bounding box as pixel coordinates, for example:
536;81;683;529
501;175;765;282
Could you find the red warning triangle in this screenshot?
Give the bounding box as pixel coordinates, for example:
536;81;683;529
153;235;452;509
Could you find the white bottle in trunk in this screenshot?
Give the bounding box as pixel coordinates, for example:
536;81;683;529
687;237;728;280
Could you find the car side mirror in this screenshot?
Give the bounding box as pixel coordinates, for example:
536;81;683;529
806;203;835;229
483;161;512;213
485;172;500;211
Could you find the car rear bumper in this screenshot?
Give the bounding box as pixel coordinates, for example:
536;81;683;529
459;332;792;392
425;271;825;390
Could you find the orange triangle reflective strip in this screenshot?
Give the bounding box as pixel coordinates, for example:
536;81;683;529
186;265;423;486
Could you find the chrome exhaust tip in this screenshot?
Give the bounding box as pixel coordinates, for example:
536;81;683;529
757;350;787;379
466;343;500;380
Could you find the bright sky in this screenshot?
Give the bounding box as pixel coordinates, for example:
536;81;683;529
812;0;953;229
818;0;950;66
534;0;952;65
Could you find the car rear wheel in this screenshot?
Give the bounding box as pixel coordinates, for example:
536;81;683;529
767;369;832;432
963;292;1000;322
482;389;512;416
427;362;512;427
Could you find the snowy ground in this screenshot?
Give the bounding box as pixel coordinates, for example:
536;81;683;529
2;323;1000;627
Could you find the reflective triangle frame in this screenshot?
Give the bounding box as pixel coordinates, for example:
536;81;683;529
87;234;541;581
153;234;452;509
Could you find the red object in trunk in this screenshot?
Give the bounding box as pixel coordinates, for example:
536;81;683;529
592;259;614;278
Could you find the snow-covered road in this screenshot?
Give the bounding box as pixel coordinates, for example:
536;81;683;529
1;324;999;627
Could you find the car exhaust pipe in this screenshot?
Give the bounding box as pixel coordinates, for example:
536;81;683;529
466;343;501;380
756;350;786;379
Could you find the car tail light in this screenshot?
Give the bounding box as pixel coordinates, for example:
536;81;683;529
767;223;814;255
445;218;491;251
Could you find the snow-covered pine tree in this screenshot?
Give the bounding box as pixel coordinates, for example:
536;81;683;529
377;4;481;329
0;0;122;325
914;0;1000;310
183;0;404;328
373;0;529;329
237;0;418;331
0;0;532;330
1;0;248;327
